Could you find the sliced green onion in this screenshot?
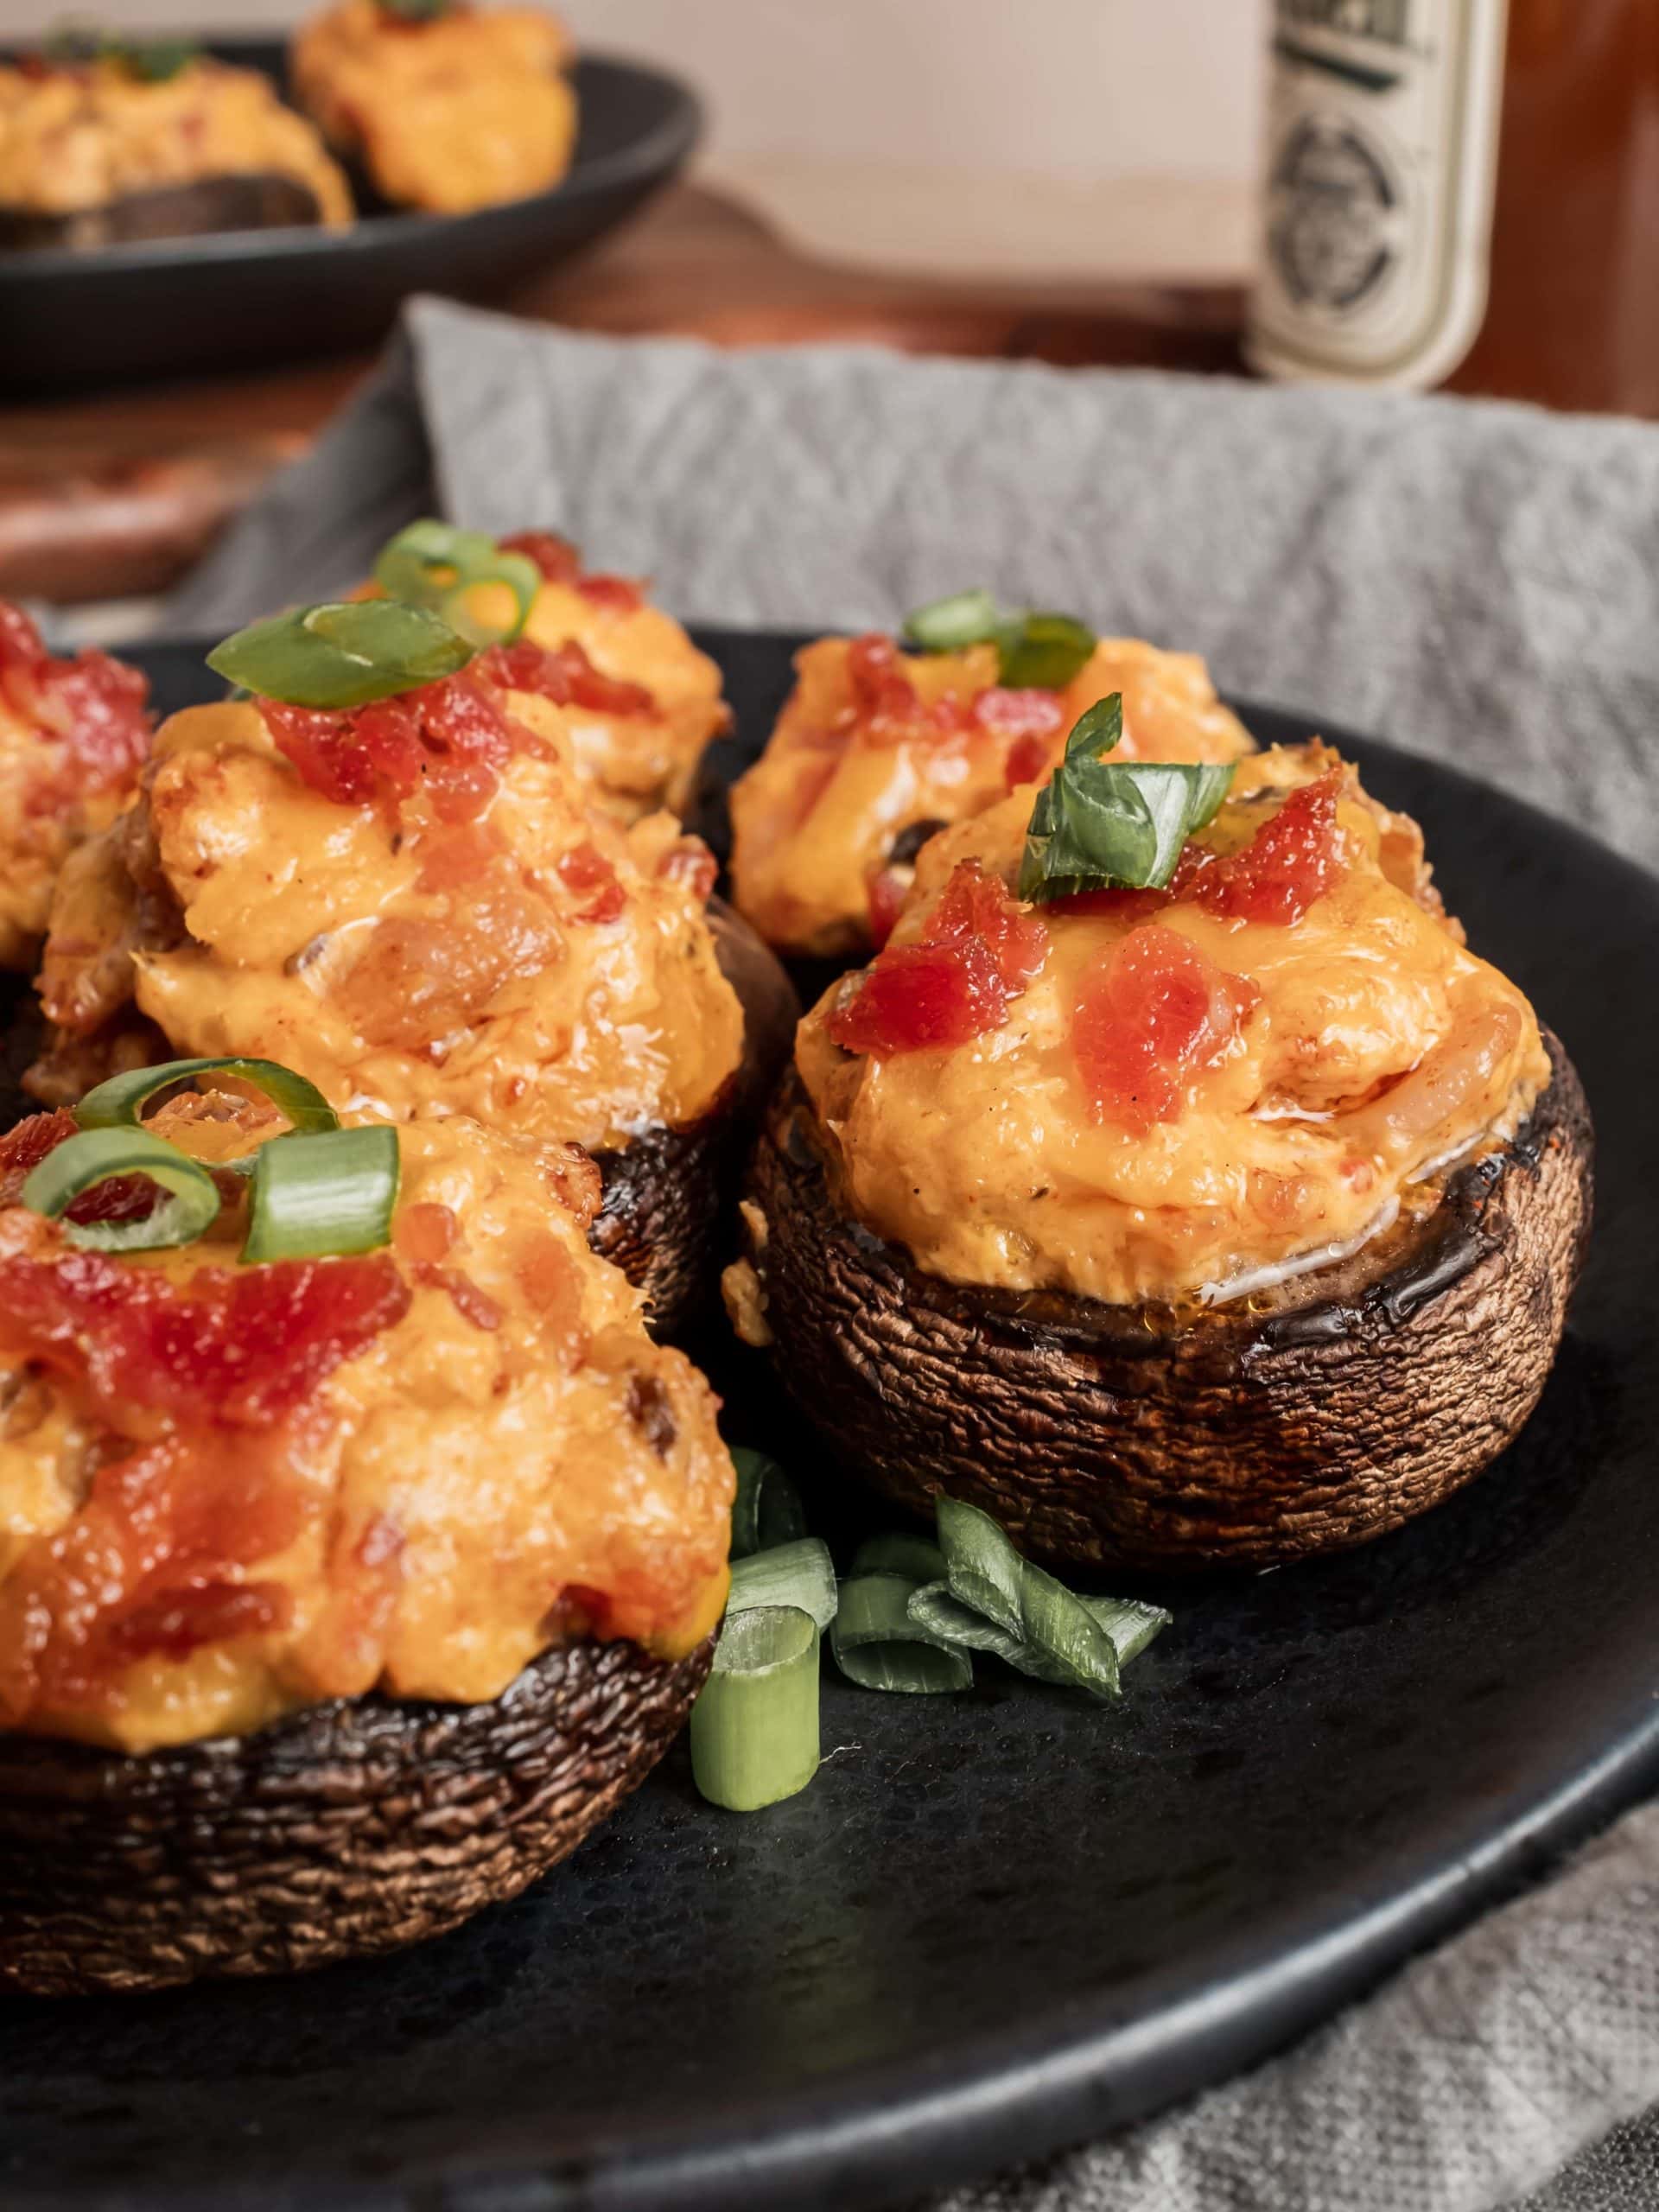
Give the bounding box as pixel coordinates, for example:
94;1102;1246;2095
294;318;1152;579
1018;692;1237;902
1084;1596;1172;1666
936;1495;1024;1636
830;1573;973;1694
240;1126;400;1265
690;1605;820;1811
373;520;540;647
20;1128;221;1254
998;611;1097;691
903;591;1096;691
933;1497;1125;1700
906;1580;1027;1666
75;1056;340;1151
206;601;476;710
726;1538;838;1633
850;1531;945;1584
902;588;1003;653
728;1446;808;1558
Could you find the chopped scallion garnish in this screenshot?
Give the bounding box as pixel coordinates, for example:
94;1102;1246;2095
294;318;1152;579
1017;693;1236;902
726;1538;838;1633
75;1056;340;1151
830;1573;973;1695
373;520;541;647
241;1126;401;1264
20;1127;221;1254
729;1446;808;1557
849;1531;945;1584
690;1605;821;1812
206;601;476;709
902;590;1097;691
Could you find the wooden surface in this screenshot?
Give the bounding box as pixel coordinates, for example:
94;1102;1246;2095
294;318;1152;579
0;183;1246;609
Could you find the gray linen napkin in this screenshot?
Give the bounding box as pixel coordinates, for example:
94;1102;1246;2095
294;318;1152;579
167;298;1659;2209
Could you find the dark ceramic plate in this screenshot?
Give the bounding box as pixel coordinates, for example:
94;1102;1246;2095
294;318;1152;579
2;629;1655;2212
0;39;700;393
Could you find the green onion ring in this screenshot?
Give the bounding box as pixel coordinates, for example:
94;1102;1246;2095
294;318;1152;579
206;601;476;709
726;1538;838;1632
902;588;1004;653
936;1495;1025;1636
997;610;1097;691
373;521;541;646
20;1128;221;1254
690;1605;821;1812
75;1057;340;1159
830;1573;973;1695
850;1531;946;1584
240;1126;401;1266
728;1446;809;1558
934;1497;1123;1700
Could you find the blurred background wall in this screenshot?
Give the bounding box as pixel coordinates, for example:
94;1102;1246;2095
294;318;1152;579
0;0;1264;278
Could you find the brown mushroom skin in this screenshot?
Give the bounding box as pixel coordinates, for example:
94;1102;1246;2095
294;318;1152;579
0;1631;712;1998
599;899;798;1334
741;1033;1593;1572
0;171;325;253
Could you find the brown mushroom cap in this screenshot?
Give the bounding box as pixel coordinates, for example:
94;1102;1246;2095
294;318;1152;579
741;1033;1593;1572
0;1630;713;1998
0;172;326;253
598;899;798;1332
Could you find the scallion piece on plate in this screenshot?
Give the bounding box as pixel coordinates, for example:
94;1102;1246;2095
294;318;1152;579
729;1446;809;1558
850;1531;946;1585
830;1573;973;1695
20;1127;221;1254
241;1126;401;1265
690;1605;821;1812
902;588;1004;653
206;601;476;710
75;1056;340;1147
373;520;541;647
1084;1596;1173;1667
997;611;1097;691
906;1580;1027;1667
935;1495;1025;1636
726;1538;838;1633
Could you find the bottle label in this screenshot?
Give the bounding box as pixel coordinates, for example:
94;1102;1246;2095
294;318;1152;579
1247;0;1510;390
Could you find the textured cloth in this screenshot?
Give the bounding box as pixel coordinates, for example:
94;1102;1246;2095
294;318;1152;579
167;297;1659;2209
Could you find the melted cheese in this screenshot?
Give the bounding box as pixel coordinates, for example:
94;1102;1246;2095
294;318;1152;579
729;633;1253;957
797;747;1550;1308
42;697;743;1151
0;1110;733;1754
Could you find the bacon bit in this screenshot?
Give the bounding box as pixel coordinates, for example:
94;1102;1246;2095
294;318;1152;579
263;670;514;823
0;1246;410;1431
543;1142;603;1230
830;860;1046;1058
515;1229;588;1358
0;601;151;803
416;821;504;893
844;633;979;747
480;639;657;720
395;1200;457;1268
625;1372;677;1457
498;531;646;613
865;864;908;948
108;1578;292;1663
1182;771;1348;927
0;1110;79;1206
557;841;627;924
1072;924;1260;1135
656;836;719;902
1005;730;1057;791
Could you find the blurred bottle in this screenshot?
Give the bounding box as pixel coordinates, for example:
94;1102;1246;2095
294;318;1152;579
1247;2;1659;414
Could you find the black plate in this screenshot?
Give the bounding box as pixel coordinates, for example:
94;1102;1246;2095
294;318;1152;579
3;629;1655;2212
0;40;700;393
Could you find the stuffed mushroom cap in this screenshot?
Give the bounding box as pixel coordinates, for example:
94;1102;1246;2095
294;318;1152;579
291;0;576;214
29;651;745;1163
728;632;1254;961
787;742;1550;1311
0;1094;731;1758
0;51;353;231
0;603;150;973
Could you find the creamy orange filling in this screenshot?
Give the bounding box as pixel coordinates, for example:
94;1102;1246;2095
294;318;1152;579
0;1105;733;1755
729;632;1253;957
292;0;575;213
797;745;1550;1308
38;695;744;1151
